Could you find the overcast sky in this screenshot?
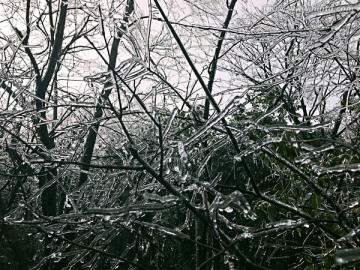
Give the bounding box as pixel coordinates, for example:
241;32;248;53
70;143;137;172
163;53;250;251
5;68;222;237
136;0;271;15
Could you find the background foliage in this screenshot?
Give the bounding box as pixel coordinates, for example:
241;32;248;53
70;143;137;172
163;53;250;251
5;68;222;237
0;0;359;269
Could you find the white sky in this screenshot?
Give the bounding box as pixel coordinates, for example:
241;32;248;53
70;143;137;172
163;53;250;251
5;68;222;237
136;0;271;14
243;0;273;11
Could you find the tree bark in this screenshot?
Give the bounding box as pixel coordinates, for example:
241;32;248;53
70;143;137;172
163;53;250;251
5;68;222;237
78;0;135;187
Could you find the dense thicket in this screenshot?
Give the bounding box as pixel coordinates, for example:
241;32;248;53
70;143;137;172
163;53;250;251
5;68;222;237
0;0;359;269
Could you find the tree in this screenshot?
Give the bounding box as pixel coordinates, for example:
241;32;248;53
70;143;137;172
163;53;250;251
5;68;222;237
0;0;359;269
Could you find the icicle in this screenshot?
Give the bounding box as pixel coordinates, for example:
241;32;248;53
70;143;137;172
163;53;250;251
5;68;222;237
177;141;188;182
307;3;360;19
178;141;187;162
295;143;335;164
255;102;283;124
152;86;156;127
143;193;179;204
318;163;360;175
185;97;238;146
98;16;104;35
334;248;360;266
234;137;283;160
338;226;360;244
22;44;41;48
163;108;178;137
265;219;306;229
196;152;213;177
210;190;256;220
210;173;222;187
264;121;331;132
